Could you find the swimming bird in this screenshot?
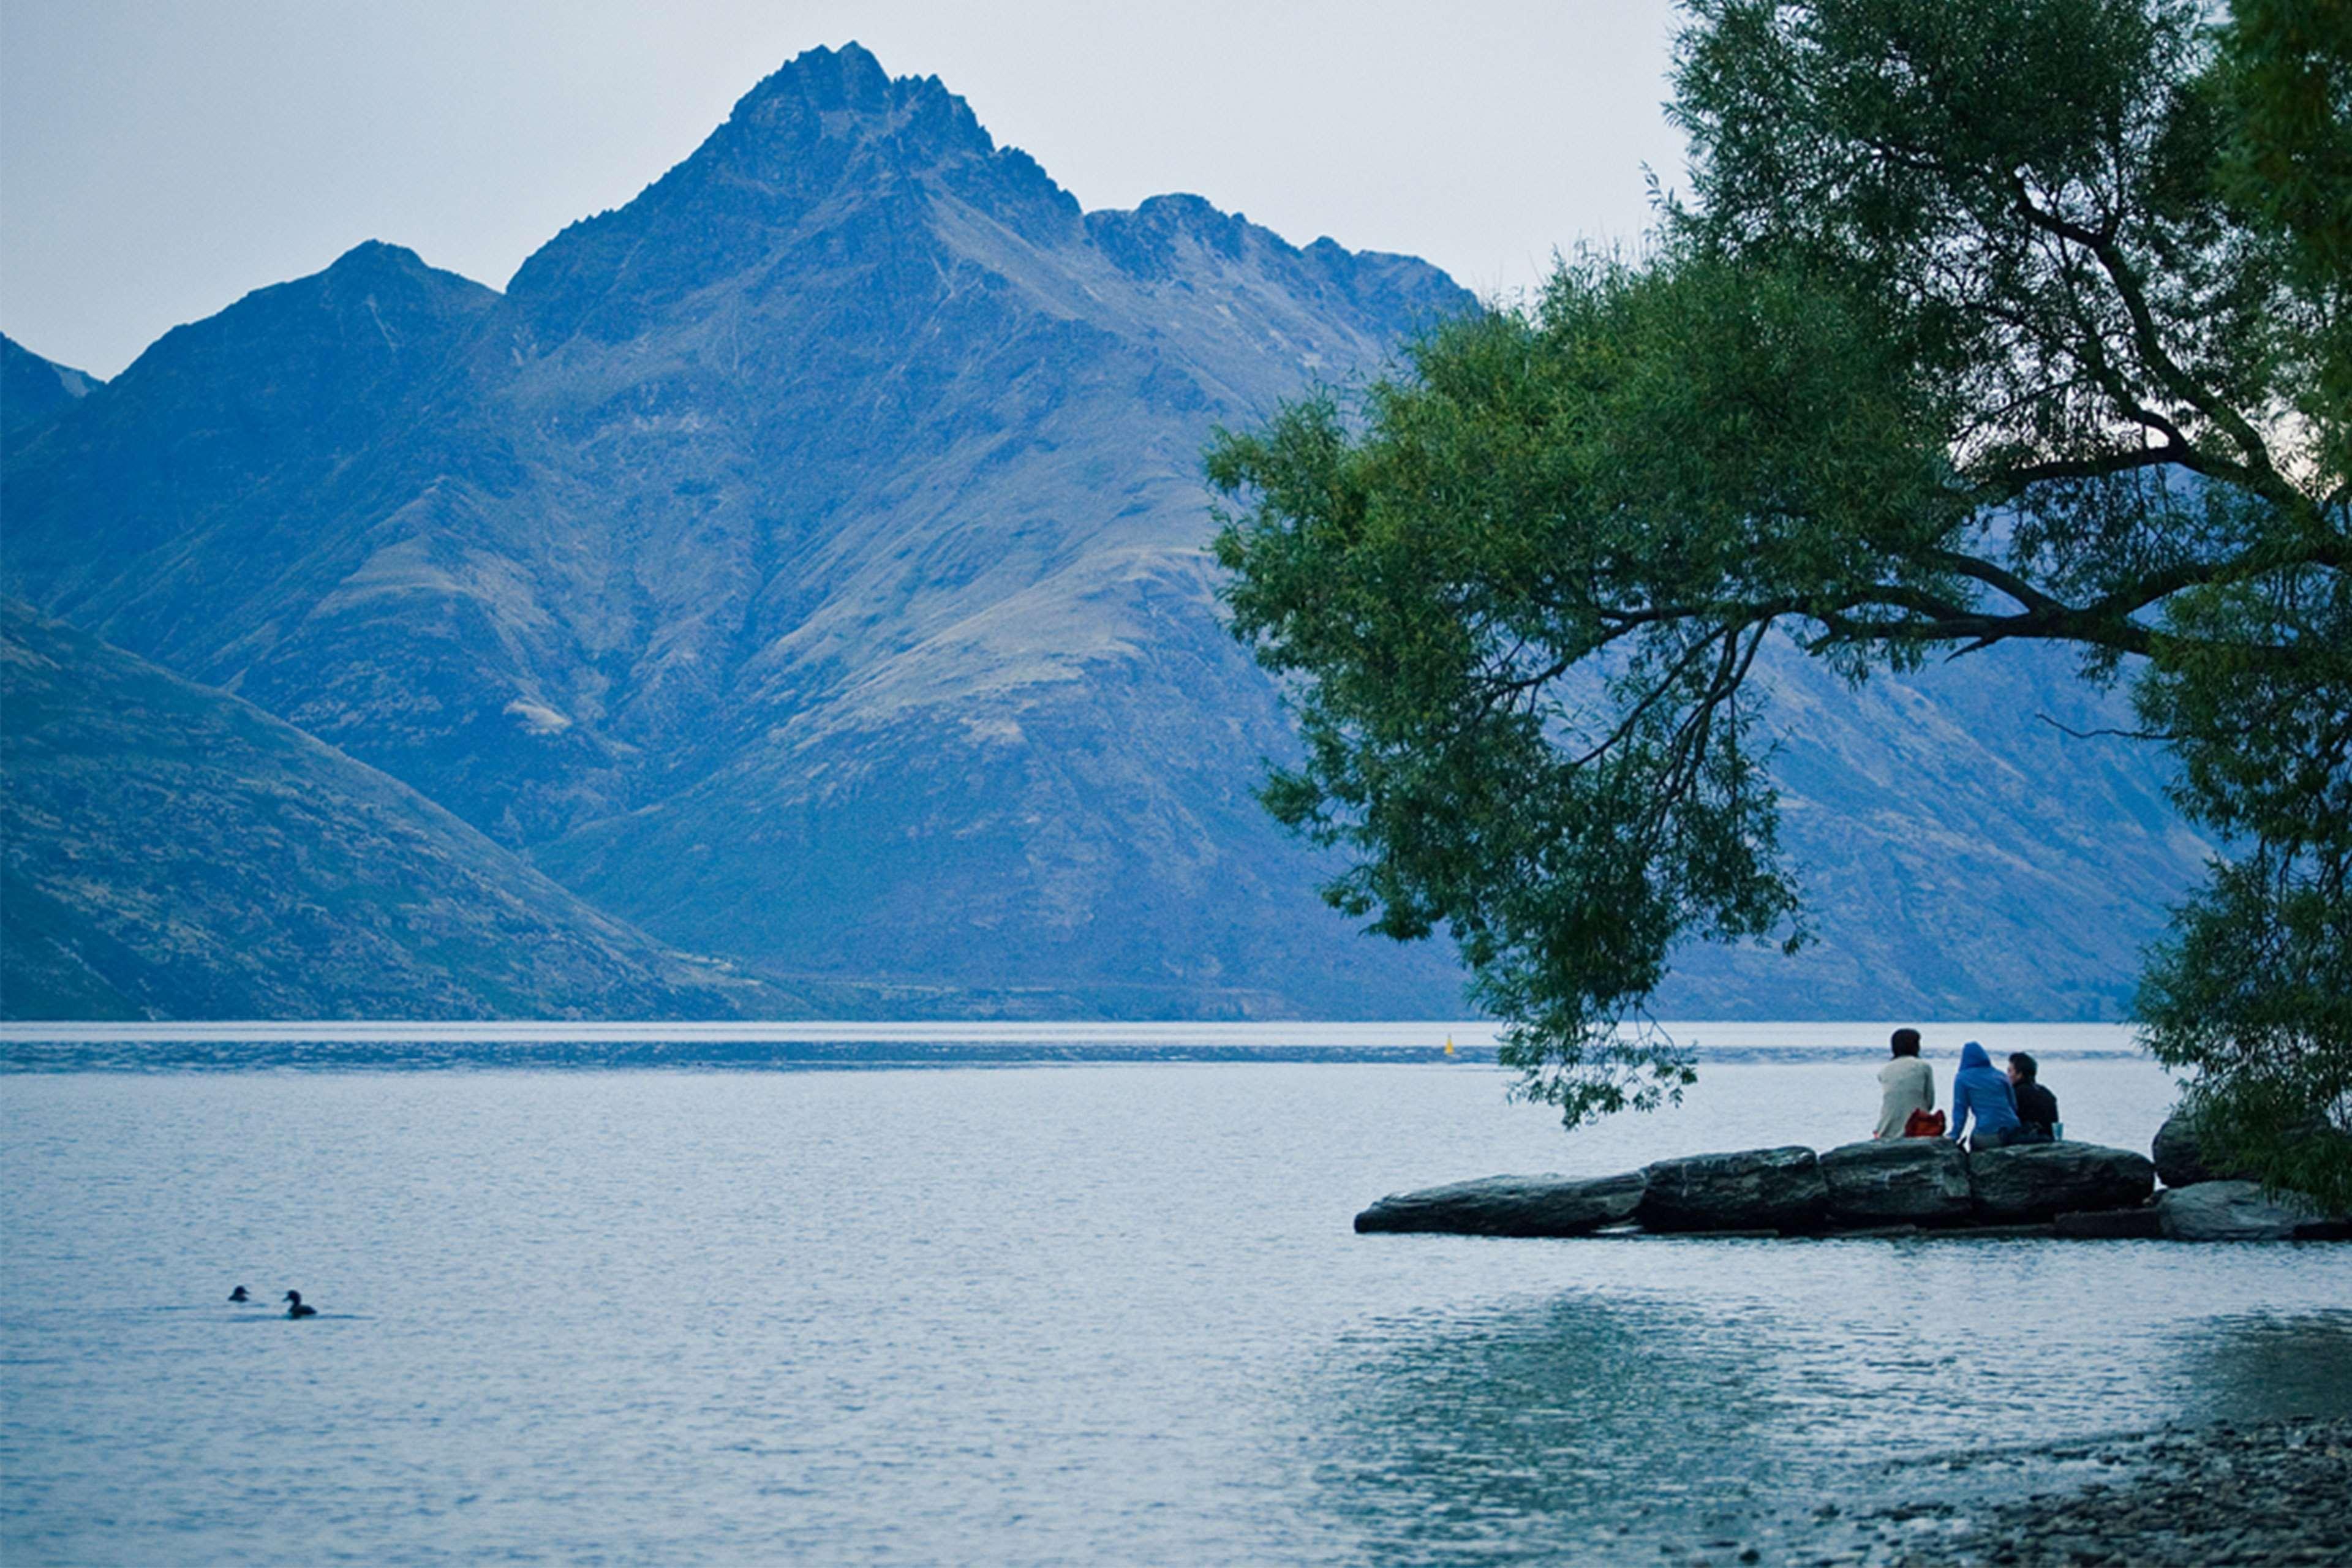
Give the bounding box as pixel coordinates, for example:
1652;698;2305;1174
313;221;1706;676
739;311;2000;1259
228;1285;250;1303
282;1290;317;1319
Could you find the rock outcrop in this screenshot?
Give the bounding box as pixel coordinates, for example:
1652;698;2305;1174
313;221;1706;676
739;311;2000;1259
1348;1140;2346;1241
2152;1109;2352;1204
2150;1110;2247;1189
1819;1138;1975;1226
1353;1172;1647;1236
1969;1141;2156;1221
1637;1146;1828;1233
2155;1180;2335;1242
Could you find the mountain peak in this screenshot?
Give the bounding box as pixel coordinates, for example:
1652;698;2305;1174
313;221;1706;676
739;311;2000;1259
1;333;101;440
105;239;497;398
507;43;1079;339
712;43;999;175
734;42;894;116
322;239;435;279
240;241;495;332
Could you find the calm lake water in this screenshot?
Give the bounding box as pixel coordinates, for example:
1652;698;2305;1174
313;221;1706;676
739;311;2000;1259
4;1041;2348;1566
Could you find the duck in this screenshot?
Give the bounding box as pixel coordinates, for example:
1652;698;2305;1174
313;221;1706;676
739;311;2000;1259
282;1290;317;1319
228;1285;250;1303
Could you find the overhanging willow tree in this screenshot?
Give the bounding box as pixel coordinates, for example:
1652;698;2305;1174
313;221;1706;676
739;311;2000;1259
1208;0;2350;1200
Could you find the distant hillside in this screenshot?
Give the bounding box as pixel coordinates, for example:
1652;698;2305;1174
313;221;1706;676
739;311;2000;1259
1;334;99;437
0;600;790;1020
0;43;2211;1019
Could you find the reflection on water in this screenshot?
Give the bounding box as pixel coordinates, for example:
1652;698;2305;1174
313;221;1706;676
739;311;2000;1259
2174;1309;2352;1424
1306;1285;2352;1566
1308;1292;1785;1564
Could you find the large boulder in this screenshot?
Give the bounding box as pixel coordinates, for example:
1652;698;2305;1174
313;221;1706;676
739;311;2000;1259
1819;1139;1974;1227
1969;1141;2155;1221
1637;1146;1828;1233
2156;1180;2340;1242
2153;1108;2352;1193
2151;1109;2247;1189
1353;1170;1648;1236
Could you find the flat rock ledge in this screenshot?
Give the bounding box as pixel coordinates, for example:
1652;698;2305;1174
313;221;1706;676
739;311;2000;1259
1639;1144;1829;1232
1818;1137;1974;1226
2157;1178;2352;1241
1967;1140;2154;1221
1352;1171;1645;1236
1354;1138;2343;1240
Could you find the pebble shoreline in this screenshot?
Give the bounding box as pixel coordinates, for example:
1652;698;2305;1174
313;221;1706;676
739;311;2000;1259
1740;1417;2352;1567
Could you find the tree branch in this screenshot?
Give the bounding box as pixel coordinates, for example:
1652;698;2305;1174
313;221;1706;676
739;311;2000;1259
1924;548;2064;614
1976;440;2194;494
2037;713;2174;742
2009;178;2293;507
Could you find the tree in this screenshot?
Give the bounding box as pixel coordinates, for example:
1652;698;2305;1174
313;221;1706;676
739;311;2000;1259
1208;0;2350;1200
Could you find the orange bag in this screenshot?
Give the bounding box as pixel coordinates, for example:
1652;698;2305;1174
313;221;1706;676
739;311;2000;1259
1904;1108;1947;1137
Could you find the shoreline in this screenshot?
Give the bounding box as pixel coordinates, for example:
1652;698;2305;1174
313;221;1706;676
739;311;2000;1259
1762;1417;2351;1567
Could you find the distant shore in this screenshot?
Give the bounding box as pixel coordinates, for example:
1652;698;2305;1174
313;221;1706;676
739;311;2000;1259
0;1019;2147;1052
0;1019;2154;1077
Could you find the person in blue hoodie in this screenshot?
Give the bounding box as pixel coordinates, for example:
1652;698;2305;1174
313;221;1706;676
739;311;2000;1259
1948;1040;2024;1152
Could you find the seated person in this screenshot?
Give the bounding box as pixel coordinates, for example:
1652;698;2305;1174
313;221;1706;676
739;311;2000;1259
1874;1027;1936;1139
1948;1039;2023;1152
2008;1052;2059;1142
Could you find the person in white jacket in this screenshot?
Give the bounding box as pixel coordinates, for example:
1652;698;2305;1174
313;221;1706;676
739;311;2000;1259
1873;1027;1936;1138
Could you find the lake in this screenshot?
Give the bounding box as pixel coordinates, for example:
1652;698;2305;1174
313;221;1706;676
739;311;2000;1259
4;1033;2348;1565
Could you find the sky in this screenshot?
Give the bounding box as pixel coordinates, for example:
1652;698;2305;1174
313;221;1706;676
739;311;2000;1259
0;0;1689;380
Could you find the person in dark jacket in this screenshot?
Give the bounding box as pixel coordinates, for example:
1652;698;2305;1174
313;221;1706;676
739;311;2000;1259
2008;1052;2059;1142
1948;1040;2022;1151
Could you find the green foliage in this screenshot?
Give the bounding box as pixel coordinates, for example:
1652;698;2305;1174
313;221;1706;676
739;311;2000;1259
2134;558;2351;1210
2215;0;2352;281
2210;0;2352;509
1210;0;2350;1172
2138;850;2352;1212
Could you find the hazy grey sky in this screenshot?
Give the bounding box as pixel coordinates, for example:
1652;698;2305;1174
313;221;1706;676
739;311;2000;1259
1;1;1687;379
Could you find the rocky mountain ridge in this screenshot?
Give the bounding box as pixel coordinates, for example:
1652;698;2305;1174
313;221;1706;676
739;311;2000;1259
0;334;99;435
1;43;2208;1019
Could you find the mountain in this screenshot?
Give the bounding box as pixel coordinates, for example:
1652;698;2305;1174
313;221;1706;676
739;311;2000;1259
0;44;1473;1017
0;43;2211;1019
0;600;790;1020
1665;640;2209;1020
1;334;99;437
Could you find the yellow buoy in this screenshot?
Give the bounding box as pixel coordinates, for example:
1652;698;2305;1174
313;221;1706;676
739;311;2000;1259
1444;1035;1456;1057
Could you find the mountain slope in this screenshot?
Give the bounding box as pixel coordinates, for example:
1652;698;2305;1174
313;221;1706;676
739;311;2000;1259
1660;639;2209;1019
0;43;2212;1019
0;334;99;437
0;45;1476;1016
0;600;788;1020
